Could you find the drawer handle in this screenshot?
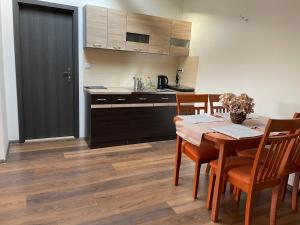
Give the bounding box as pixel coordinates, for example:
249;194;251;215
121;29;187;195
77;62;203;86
116;98;126;101
161;97;169;100
97;98;107;101
138;98;148;101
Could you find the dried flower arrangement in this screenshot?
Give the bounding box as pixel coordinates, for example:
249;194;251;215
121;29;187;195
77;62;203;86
220;93;255;124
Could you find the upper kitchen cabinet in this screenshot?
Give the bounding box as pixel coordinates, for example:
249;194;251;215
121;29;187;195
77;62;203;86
126;13;151;35
170;20;192;56
107;9;127;50
126;13;151;52
149;17;172;55
83;5;192;56
171;20;192;40
84;5;108;48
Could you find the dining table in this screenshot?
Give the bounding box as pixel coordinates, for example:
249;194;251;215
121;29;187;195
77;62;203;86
174;114;269;222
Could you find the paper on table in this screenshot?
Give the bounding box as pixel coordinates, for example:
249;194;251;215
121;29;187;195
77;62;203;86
211;124;264;139
178;114;225;124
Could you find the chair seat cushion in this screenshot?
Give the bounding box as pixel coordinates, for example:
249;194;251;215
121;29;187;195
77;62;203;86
236;148;257;159
227;165;252;185
182;141;219;162
210;156;253;172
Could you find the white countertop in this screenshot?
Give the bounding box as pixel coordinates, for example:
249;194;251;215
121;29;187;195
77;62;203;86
84;87;132;94
84;87;181;95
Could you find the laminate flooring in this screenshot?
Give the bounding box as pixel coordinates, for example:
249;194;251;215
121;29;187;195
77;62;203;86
0;139;299;225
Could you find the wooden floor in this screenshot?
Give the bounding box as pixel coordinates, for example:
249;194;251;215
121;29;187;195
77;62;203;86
0;139;299;225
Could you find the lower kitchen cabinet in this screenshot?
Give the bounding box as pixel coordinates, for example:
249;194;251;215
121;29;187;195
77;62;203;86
85;93;176;148
128;106;176;144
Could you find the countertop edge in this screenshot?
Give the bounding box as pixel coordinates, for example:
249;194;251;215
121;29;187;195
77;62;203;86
84;87;193;95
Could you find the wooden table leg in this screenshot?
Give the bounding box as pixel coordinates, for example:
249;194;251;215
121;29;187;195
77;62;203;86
211;143;228;222
174;135;183;186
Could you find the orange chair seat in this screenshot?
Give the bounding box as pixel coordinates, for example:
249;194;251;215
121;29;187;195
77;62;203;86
210;156;253;172
236;148;257;159
182;141;219;162
227;165;252;185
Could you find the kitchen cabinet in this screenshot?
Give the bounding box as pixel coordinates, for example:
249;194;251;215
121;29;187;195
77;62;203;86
171;20;192;40
83;5;192;56
149;17;172;55
84;5;108;48
85;93;176;148
170;46;190;57
170;20;192;56
125;41;149;53
107;9;127;50
127;13;151;35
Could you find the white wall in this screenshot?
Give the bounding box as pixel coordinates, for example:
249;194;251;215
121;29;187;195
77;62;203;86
1;0;184;140
183;0;300;119
0;0;9;160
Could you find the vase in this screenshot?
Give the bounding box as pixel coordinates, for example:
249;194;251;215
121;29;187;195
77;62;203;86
230;112;247;124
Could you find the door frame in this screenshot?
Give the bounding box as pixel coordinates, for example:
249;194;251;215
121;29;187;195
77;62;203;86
13;0;79;142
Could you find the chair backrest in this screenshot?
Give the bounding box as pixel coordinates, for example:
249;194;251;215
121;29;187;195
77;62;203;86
176;94;209;115
209;94;227;115
286;113;300;172
250;118;300;188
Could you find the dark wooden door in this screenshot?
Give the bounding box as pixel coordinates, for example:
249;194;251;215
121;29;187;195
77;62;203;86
18;4;75;139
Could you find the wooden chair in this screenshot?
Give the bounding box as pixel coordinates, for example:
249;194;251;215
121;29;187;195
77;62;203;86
174;94;219;199
207;118;300;225
279;112;300;210
209;94;227;115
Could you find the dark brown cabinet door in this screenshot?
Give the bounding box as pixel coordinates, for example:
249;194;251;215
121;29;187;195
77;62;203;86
90;108;130;147
18;4;75;139
128;106;176;143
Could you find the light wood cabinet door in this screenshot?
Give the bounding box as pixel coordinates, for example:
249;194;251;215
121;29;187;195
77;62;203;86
149;17;171;55
127;13;150;35
107;9;126;50
126;42;149;53
170;46;189;57
85;5;108;48
171;20;192;40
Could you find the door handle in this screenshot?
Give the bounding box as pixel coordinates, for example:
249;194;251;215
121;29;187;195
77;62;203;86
63;68;72;82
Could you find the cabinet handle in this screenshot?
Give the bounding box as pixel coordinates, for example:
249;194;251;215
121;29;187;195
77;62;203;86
93;44;102;48
116;98;126;101
97;98;107;101
113;46;121;50
138;98;148;101
161;97;169;100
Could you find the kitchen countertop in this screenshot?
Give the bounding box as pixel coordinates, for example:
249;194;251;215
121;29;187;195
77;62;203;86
84;87;185;95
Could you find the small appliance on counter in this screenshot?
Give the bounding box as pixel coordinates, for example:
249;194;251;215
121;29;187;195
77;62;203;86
157;75;169;89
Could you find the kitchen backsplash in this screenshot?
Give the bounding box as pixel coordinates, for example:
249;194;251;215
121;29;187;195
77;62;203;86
84;48;198;88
